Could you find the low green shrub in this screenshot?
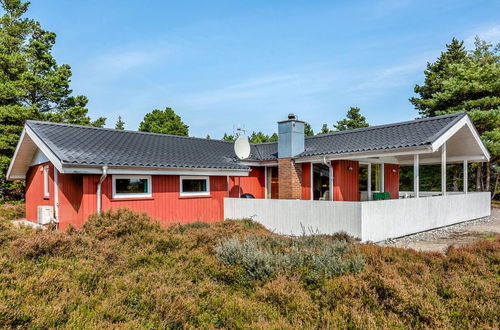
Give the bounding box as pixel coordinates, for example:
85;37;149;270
214;234;365;284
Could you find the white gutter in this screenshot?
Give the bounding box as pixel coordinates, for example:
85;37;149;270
96;165;108;214
323;156;333;201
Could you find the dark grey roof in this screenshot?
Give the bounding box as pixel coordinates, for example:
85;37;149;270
247;112;466;160
26;121;249;170
26;113;466;169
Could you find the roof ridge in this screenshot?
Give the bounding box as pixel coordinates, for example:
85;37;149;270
303;112;466;140
26;120;236;145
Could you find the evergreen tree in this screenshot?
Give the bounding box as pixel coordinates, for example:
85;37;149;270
304;122;314;136
410;37;500;195
333;107;369;131
138;107;189;136
319;124;330;135
410;38;468;117
115;116;125;130
222;133;235;141
0;0;104;200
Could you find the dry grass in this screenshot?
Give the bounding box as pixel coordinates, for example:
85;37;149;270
0;206;498;328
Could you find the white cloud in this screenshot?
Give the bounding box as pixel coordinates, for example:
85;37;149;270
465;25;500;47
85;47;169;79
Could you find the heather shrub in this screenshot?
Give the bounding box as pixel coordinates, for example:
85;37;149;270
0;208;498;328
0;202;25;221
10;230;77;260
214;234;365;284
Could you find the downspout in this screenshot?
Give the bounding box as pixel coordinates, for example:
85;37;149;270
96;165;108;214
323;156;333;201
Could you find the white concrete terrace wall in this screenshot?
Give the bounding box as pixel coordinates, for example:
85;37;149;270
224;198;362;238
361;192;491;242
224;192;491;242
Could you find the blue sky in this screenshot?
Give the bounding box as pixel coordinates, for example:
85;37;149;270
28;0;500;138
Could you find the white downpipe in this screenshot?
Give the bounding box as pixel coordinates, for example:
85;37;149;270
53;167;59;221
323;156;333;201
463;160;468;194
96;166;108;214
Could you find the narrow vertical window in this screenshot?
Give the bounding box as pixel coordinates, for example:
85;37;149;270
43;165;50;198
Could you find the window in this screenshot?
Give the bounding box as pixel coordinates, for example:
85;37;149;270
43;165;50;198
180;176;210;196
112;175;152;199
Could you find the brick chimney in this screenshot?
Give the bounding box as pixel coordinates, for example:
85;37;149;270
277;114;305;199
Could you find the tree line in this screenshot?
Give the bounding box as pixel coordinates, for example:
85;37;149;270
0;0;498;201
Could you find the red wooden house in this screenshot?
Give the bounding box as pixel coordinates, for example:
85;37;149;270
7;112;490;231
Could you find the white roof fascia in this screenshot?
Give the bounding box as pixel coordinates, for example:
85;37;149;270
294;146;433;164
6;128;26;180
62;166;250;177
25;125;64;172
398;155;487;165
431;116;490;160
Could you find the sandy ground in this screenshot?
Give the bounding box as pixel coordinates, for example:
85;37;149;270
380;207;500;253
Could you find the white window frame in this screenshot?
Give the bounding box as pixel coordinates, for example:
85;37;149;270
112;175;152;199
180;176;210;197
43;165;50;198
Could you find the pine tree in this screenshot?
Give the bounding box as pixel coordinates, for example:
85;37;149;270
138;107;189;136
115;116;125;130
410;38;468;117
410;37;500;194
0;0;104;200
333;107;369;131
304;122;314;136
222;133;235;141
319;124;330;135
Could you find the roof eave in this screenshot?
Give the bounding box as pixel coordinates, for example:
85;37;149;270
60;164;250;176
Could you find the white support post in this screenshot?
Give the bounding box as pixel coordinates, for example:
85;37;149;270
463;160;468;194
380;163;385;193
328;165;333;201
441;143;447;196
414;154;419;198
367;163;372;200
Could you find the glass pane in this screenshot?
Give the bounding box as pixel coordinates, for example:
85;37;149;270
182;179;207;192
313;164;330;200
116;178;148;194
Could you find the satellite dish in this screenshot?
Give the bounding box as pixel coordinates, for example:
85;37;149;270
234;137;250;159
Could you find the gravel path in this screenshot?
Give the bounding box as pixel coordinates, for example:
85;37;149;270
379;207;499;253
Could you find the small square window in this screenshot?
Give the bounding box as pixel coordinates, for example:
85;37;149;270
180;176;210;196
112;175;152;198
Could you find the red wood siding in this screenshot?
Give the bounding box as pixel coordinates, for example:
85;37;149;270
229;167;265;198
301;162;311;200
57;174;84;229
332;160;359;201
25;163;54;223
384;163;400;199
98;175;228;227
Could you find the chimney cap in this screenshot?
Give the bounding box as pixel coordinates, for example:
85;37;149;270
277;113;305;124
